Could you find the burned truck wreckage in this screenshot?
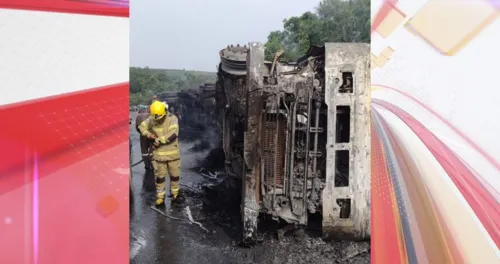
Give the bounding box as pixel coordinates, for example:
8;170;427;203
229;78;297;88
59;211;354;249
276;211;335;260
215;43;371;244
156;83;217;137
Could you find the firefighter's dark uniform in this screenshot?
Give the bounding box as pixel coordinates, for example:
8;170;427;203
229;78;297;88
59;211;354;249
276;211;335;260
136;111;153;170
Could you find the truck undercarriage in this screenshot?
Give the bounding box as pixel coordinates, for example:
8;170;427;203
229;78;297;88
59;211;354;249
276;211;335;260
216;43;371;244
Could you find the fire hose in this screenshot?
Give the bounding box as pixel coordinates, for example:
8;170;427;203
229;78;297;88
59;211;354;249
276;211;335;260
130;141;160;168
131;159;144;168
130;136;153;168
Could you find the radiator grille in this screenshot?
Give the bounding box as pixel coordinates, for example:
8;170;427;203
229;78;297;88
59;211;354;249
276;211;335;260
263;114;287;187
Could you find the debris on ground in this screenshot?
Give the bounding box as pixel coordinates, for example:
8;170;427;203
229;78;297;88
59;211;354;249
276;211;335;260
185;206;210;233
198;167;223;180
150;205;210;234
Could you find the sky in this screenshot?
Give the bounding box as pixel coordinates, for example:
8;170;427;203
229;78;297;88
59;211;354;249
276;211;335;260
130;0;320;72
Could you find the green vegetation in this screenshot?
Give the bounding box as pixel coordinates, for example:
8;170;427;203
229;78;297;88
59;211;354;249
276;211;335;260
130;67;217;105
130;0;369;104
264;0;370;61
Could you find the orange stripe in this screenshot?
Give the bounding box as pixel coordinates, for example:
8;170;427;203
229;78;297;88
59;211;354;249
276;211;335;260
374;111;409;264
393;189;409;264
371;120;406;264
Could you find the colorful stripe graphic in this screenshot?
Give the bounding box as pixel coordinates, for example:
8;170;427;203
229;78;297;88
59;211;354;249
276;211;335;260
371;0;500;263
371;97;500;263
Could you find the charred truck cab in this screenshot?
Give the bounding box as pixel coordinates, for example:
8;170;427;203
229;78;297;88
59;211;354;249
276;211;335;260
216;43;370;244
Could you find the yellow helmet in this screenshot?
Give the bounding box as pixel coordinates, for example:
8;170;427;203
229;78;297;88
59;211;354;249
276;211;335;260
150;100;166;120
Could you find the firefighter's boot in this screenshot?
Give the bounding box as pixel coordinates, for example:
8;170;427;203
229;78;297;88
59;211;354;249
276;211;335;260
172;192;185;204
170;174;184;204
155;193;165;206
154;179;166;206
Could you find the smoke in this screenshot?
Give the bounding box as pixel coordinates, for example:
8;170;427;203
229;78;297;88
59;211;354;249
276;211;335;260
177;104;225;170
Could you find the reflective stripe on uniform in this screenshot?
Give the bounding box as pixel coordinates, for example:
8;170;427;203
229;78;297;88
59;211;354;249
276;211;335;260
159;136;167;144
170;176;180;182
156;177;166;184
168;124;178;131
155;149;180;156
153;127;164;133
138;121;151;137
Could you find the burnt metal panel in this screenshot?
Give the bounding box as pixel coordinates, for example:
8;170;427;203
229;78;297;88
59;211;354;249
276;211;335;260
241;42;265;245
322;43;371;240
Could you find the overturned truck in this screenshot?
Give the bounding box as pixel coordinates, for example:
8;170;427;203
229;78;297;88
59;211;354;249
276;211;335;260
216;43;370;243
156;83;216;134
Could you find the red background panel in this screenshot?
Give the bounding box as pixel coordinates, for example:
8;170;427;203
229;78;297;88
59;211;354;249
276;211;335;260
0;84;130;264
0;83;129;194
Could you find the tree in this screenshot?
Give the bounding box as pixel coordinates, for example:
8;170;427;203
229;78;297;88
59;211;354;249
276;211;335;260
264;31;285;61
264;0;370;61
129;67;217;105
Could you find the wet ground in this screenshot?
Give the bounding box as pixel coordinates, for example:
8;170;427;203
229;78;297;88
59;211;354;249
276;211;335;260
129;113;370;264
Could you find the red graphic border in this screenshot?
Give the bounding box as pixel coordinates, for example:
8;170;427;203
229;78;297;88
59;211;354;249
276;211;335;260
0;0;129;17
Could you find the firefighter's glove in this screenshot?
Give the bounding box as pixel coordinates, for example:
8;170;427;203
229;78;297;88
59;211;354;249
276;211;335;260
153;136;167;147
153;138;161;147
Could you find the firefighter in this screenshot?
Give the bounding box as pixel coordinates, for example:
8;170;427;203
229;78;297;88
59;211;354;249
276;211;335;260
138;101;184;205
135;106;153;171
138;105;148;113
